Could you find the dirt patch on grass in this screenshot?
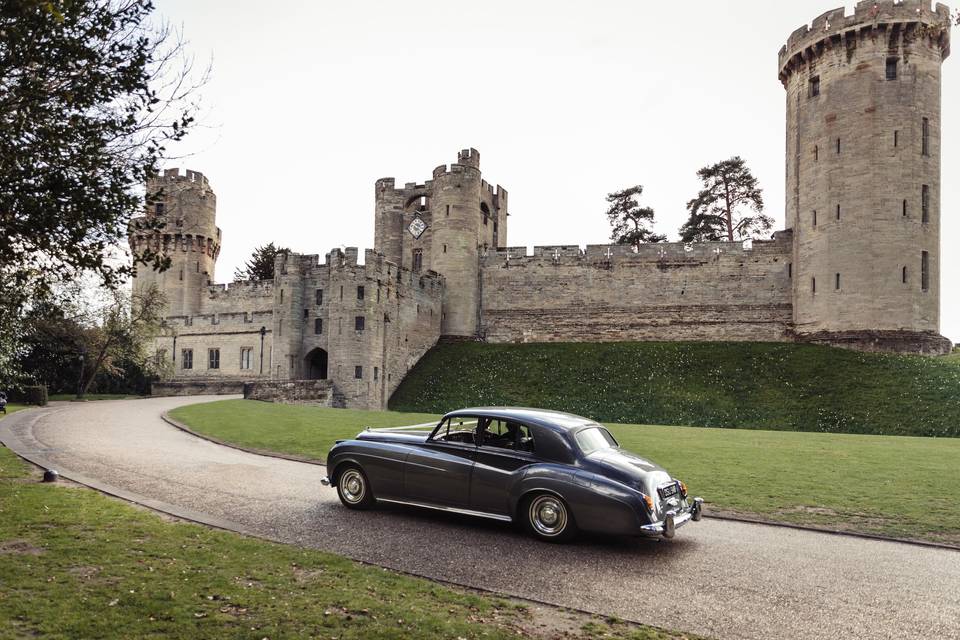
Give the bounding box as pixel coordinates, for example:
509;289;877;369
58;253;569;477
0;539;44;555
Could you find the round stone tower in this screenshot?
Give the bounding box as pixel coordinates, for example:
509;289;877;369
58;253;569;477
780;0;952;354
130;168;220;317
430;149;484;336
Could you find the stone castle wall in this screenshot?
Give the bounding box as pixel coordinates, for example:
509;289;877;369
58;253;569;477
479;235;794;344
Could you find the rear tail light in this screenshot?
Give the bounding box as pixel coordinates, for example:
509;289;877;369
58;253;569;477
640;493;655;511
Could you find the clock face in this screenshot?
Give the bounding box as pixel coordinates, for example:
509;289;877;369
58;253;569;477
408;216;428;239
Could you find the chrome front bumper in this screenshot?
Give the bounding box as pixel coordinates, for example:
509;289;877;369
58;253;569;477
640;497;703;538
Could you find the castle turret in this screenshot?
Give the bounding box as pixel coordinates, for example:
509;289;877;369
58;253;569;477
780;1;952;354
130;169;221;317
373;148;509;337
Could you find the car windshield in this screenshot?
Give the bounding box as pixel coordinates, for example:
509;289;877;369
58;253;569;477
575;426;619;455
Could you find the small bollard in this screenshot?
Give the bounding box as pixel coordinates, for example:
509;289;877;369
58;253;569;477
42;469;59;483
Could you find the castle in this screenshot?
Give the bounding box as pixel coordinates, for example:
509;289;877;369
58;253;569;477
131;1;953;409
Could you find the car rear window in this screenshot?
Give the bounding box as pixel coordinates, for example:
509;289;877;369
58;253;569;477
575;427;619;455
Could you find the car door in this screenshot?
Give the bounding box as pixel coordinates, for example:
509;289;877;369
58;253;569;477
471;419;538;516
403;416;477;508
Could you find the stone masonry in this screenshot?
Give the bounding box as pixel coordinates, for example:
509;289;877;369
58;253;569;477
131;2;952;410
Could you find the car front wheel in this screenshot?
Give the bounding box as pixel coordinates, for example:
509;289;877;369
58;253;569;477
523;493;578;543
335;465;375;510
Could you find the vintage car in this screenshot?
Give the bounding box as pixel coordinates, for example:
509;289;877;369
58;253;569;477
322;407;703;542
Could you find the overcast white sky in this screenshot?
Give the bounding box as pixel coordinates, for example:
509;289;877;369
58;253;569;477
153;0;959;343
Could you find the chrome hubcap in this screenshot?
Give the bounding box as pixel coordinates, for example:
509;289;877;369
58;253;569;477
529;495;567;537
339;470;365;504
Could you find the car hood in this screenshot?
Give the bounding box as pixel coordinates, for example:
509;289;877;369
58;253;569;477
584;448;672;491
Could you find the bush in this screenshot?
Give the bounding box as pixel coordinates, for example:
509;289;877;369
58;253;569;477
11;385;48;406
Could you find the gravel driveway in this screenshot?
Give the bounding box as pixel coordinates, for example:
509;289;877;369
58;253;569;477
2;396;958;640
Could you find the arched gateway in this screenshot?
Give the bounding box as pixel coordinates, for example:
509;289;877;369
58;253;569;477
304;348;328;380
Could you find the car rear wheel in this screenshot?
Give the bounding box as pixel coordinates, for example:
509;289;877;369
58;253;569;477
522;493;578;543
335;465;375;510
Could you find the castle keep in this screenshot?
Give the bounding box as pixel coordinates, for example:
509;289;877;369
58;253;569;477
131;1;952;409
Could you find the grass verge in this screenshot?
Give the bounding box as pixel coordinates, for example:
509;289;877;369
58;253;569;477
0;443;698;640
389;342;960;437
171;400;960;545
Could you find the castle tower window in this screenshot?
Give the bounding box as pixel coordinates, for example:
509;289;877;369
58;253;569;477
208;348;220;370
921;118;930;156
314;318;323;335
921;185;930;223
156;202;165;215
886;57;898;81
809;75;820;98
355;316;365;331
412;248;423;272
374;367;379;381
903;199;908;217
357;285;364;301
814;145;819;161
894;130;899;148
354;366;363;379
179;269;183;281
835;273;841;290
836;205;841;221
443;244;447;254
812;277;816;294
196;262;200;272
303;308;309;318
280;290;284;303
902;266;908;284
446;205;450;217
788;263;792;278
240;348;252;370
836;138;841;154
921;251;930;291
339;286;343;300
812;210;817;227
316;289;323;305
182;349;193;370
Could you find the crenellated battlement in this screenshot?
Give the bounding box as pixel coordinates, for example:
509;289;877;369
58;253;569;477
779;1;951;81
457;147;480;168
149;168;210;188
482;234;793;269
164;310;274;331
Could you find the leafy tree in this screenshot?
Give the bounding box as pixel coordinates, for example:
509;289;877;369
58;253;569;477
0;0;205;345
605;185;666;250
679;157;771;242
234;243;290;282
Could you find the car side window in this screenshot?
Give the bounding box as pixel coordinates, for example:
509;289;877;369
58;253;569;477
431;417;478;445
478;419;535;453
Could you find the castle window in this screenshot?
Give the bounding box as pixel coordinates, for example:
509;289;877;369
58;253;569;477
354;366;363;380
903;199;908;217
355;316;365;331
446;205;450;217
280;289;284;303
812;277;817;294
921;185;930;223
357;285;364;301
836;205;841;221
374;367;379;381
339;286;343;300
443;244;447;254
412;248;423;272
894;130;899;148
182;349;193;370
903;266;908;284
314;318;323;335
788;263;792;279
835;273;841;290
240;348;252;370
208;348;220;370
814;145;819;161
809;75;820;98
921;251;929;291
922;117;930;156
316;289;323;305
196;262;199;273
156;202;165;215
179;269;183;281
377;288;380;302
812;210;817;227
886;57;899;80
836;138;841;154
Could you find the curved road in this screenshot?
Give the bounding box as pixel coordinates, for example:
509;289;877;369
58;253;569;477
2;397;958;640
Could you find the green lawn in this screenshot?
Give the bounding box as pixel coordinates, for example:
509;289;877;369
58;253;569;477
172;400;960;545
389;342;960;437
0;445;696;640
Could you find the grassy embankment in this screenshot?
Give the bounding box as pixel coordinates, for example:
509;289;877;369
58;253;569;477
390;342;960;438
172;399;960;544
0;439;693;638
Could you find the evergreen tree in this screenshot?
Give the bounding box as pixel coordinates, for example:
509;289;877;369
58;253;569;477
605;185;666;250
234;243;290;282
679;157;771;242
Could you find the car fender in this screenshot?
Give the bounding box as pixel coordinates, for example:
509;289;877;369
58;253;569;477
327;440;414;500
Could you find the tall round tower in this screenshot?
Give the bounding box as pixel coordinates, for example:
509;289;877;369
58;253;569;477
130;168;220;317
780;0;952;354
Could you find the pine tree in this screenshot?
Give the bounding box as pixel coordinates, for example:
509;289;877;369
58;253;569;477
679;157;771;242
234;243;290;282
605;185;666;251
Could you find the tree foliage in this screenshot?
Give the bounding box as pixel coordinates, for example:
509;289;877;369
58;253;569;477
679;157;771;242
234;243;290;282
0;0;204;313
604;185;666;250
